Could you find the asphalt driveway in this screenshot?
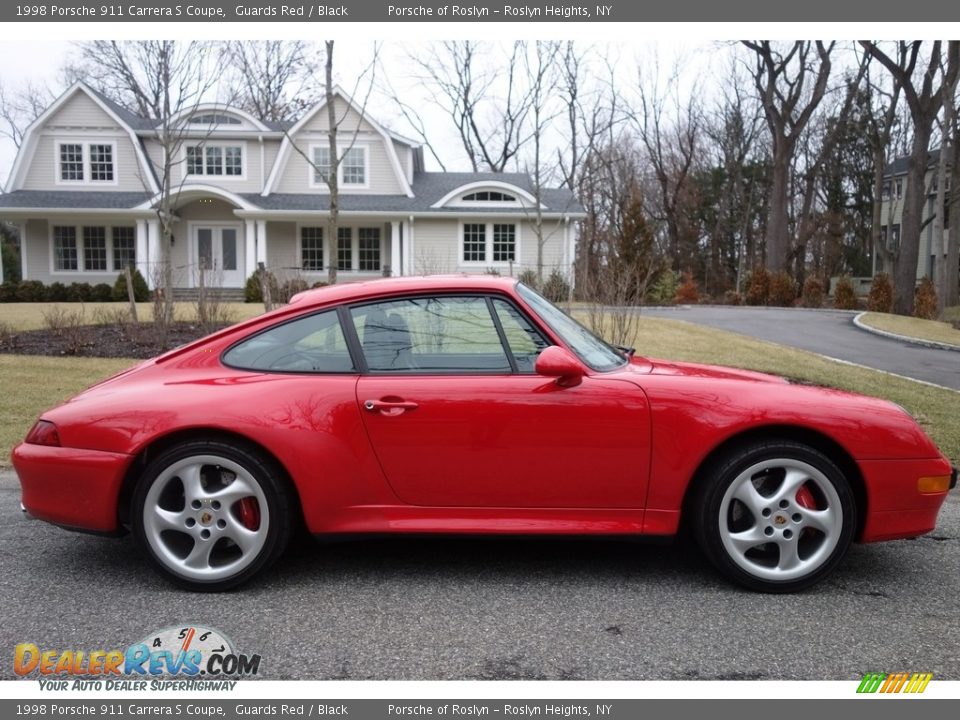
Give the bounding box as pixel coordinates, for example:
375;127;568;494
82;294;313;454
643;307;960;391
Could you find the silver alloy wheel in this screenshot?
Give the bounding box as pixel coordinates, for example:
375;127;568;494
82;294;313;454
141;454;270;582
718;458;842;582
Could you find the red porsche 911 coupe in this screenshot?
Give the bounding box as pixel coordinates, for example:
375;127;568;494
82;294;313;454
12;276;957;592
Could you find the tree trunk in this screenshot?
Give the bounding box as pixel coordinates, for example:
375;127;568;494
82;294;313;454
947;137;960;307
894;127;933;315
767;148;791;271
325;41;339;285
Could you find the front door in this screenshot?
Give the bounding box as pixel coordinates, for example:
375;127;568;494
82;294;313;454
195;225;243;287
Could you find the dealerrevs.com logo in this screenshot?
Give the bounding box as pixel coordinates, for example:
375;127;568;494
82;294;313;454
857;672;934;694
14;625;260;691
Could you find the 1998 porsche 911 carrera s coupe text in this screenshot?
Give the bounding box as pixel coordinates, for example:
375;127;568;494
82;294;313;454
12;276;957;592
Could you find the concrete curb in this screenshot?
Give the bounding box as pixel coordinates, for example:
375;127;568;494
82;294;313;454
853;313;960;353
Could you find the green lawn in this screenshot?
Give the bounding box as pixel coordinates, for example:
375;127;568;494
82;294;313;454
1;315;957;468
0;302;265;332
859;311;960;349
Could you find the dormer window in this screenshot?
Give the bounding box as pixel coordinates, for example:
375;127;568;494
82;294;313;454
310;144;368;188
57;141;115;184
189;113;242;125
462;190;517;202
185;142;244;177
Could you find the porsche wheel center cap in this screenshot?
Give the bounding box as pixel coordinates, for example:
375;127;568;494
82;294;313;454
773;514;788;526
199;511;213;526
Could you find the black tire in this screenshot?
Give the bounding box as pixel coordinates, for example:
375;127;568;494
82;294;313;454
132;439;292;591
691;441;856;593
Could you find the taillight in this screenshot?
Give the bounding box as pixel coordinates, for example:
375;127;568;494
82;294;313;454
25;420;61;447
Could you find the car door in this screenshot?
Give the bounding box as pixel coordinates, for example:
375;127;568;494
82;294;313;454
352;294;651;508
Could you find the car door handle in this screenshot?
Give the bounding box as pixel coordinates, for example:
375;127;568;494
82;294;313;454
364;399;419;416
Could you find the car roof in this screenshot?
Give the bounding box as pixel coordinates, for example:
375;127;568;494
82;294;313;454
288;274;521;308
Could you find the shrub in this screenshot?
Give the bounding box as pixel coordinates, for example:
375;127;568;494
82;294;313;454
0;281;17;302
674;272;700;304
801;276;824;308
277;278;309;303
113;269;149;302
68;282;93;302
484;267;501;276
542;269;571;303
867;272;894;314
723;290;742;306
517;268;540;290
16;279;45;302
1;242;21;282
647;270;679;305
45;282;69;302
91;283;113;302
745;267;771;306
311;281;330;289
244;270;279;303
833;275;858;310
914;276;938;320
769;271;798;307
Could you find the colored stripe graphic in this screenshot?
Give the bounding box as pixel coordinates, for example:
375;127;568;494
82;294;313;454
857;672;932;694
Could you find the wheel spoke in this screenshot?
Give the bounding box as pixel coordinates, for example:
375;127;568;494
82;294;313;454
209;477;257;505
728;526;768;555
733;481;767;519
776;539;802;571
151;506;186;533
223;521;260;554
799;507;834;534
774;468;809;506
183;538;215;570
179;463;206;501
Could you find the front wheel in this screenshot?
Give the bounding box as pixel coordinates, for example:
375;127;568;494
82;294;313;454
132;440;292;591
693;441;856;593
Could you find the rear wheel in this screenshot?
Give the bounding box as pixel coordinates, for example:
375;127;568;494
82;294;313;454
132;440;291;591
693;441;856;593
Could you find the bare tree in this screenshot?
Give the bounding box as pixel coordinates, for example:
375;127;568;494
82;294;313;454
948;93;960;308
410;41;533;172
861;40;960;314
0;79;56;154
741;41;835;273
935;54;959;309
225;41;320;122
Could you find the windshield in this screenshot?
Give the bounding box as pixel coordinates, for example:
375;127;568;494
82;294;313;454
516;283;626;372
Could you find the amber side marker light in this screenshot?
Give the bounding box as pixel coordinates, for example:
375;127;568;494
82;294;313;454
917;476;951;494
25;420;60;447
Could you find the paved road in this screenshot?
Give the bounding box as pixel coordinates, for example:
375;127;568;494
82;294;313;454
643;307;960;391
2;469;959;680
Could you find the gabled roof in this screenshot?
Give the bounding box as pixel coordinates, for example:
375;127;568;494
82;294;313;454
0;190;152;210
884;147;950;177
263;85;414;198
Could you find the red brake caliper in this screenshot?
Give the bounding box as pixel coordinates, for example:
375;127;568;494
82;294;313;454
795;484;816;537
238;498;261;531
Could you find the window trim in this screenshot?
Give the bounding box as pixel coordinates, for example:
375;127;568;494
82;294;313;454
458;220;521;267
297;224;326;273
181;140;247;181
307;143;370;190
54;139;118;187
48;223;137;275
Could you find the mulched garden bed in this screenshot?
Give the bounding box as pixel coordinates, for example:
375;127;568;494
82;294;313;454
0;322;228;359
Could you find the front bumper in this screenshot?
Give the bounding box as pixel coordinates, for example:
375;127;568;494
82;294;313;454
859;457;956;543
952;465;958;490
12;442;131;534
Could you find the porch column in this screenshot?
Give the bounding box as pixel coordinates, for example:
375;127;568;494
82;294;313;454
17;222;26;280
244;219;256;275
390;221;401;277
567;220;578;289
403;218;414;276
146;219;160;290
255;220;267;267
135;219;149;285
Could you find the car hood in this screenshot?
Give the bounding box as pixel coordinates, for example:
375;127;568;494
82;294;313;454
641;357;789;384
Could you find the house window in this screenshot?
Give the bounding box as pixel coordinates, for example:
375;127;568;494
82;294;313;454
895;179;903;199
463;222;517;265
89;144;114;181
337;227;352;271
83;226;107;271
59;144;84;181
463;224;486;262
492;224;516;263
311;145;366;187
462;191;517;202
112;226;136;270
58;142;115;184
342;147;365;185
358;228;381;271
891;224;901;249
301;227;324;271
53;226;78;271
190;113;242;125
881;181;890;200
186;143;243;177
312;146;331;183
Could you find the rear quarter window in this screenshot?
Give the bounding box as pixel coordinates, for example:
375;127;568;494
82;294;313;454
222;309;354;373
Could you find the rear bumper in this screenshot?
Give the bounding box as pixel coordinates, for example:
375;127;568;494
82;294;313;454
12;443;131;534
859;457;955;543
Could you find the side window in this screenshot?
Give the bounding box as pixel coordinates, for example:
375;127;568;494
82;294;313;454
351;296;510;373
492;299;551;372
223;310;354;373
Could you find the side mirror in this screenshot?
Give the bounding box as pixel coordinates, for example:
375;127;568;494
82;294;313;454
535;346;584;387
